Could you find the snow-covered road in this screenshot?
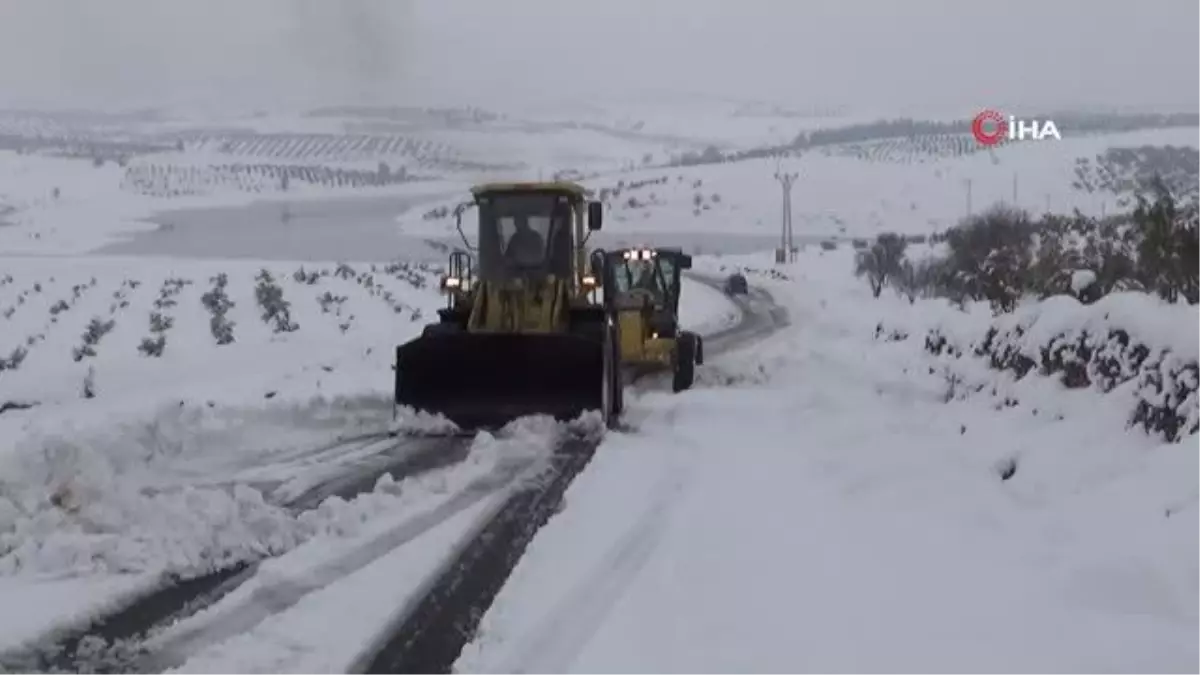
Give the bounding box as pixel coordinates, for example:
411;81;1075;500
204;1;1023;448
155;276;779;675
454;257;1198;674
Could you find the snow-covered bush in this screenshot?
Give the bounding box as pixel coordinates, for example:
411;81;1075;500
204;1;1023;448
0;346;28;372
254;269;299;334
201;273;236;345
71;317;116;362
914;293;1197;442
317;291;348;316
292;266;323;285
138;335;166;358
383;261;431;290
139;278;189;357
854;232;908;298
896;187;1198;312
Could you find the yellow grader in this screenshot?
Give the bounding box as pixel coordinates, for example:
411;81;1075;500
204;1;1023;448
393;182;705;431
598;246;703;393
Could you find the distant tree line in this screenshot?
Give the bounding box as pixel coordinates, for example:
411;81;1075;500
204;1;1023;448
671;112;1200;168
856;176;1199;312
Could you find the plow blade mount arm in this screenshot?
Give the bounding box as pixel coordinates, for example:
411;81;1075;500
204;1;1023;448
395;332;605;430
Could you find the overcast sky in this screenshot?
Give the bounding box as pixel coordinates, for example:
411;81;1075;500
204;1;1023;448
0;0;1194;114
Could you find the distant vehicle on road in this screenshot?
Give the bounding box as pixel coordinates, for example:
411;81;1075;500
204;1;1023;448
723;272;748;296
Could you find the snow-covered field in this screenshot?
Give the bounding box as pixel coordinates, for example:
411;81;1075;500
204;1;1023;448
0;104;1195;255
0;101;1196;672
0;251;740;660
402;127;1200;242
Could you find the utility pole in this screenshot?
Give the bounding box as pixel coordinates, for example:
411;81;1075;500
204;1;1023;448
775;168;798;264
965;178;973;218
1044;193;1051;213
1012;172;1018;206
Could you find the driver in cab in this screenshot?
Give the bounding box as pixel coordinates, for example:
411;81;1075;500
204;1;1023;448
504;220;545;267
629;259;661;297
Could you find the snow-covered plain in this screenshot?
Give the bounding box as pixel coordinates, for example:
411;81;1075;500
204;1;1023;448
0;102;1196;672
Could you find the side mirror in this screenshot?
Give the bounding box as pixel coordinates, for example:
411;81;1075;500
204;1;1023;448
453;202;477;252
680;254;692;270
587;201;603;231
454;212;468;249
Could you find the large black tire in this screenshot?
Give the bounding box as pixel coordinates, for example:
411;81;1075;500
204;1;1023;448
673;333;697;393
602;318;624;429
612;323;624;418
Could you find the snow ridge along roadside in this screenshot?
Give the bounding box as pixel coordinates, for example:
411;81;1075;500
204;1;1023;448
0;428;489;673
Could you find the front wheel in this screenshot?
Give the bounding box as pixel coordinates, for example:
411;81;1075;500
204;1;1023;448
672;333;697;393
602;318;624;429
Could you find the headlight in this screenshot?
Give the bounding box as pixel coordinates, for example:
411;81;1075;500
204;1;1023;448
440;276;461;292
649;316;676;338
582;275;597;287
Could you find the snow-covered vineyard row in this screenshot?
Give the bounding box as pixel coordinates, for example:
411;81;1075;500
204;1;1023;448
0;258;442;411
178;132;454;163
120;162;429;198
813;133;988;163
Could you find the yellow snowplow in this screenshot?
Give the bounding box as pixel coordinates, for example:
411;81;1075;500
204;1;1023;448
393;182;623;430
602;247;704;392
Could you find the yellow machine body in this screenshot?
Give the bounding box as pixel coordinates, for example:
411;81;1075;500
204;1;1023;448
394;182;617;429
603;247;702;389
616;308;676;367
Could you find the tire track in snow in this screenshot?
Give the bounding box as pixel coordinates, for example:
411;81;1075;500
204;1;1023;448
140;432;398;506
493;444;694;674
355;276;787;674
137;446;541;673
281;432;475;510
355;434;603;674
0;433;475;674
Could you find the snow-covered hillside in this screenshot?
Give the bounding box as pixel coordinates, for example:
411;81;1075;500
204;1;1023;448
404;126;1199;241
0;105;1195;255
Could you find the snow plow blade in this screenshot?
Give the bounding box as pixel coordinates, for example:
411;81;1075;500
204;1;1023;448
394;332;604;430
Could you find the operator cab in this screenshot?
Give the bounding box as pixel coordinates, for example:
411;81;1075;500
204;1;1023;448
610;248;682;310
475;189;576;280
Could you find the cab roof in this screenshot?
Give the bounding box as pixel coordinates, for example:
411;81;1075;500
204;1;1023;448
470;181;589;200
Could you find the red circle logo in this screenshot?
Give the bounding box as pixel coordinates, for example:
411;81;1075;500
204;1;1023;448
971;110;1007;146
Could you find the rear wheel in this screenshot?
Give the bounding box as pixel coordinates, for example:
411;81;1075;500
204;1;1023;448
612;325;624;418
602;317;623;429
673;333;697;393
